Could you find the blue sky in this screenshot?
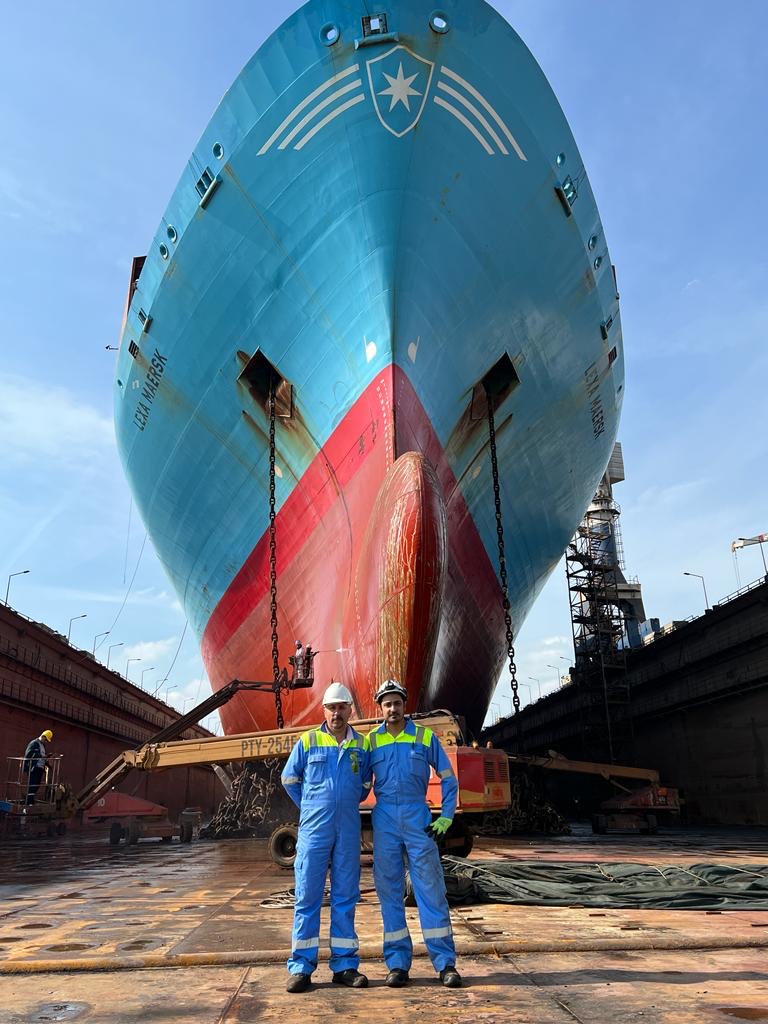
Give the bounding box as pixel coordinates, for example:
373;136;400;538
1;2;766;732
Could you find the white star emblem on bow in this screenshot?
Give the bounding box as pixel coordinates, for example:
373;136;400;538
378;62;421;112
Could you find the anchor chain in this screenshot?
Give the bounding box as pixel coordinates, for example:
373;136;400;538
486;391;522;746
268;378;284;730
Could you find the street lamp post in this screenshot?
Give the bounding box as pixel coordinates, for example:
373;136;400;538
92;630;110;655
205;715;222;737
125;657;141;680
517;682;533;706
152;677;168;697
67;614;87;643
528;676;541;699
500;695;515;716
106;642;124;669
141;667;155;689
5;569;30;606
164;685;178;704
683;571;710;610
547;664;562;687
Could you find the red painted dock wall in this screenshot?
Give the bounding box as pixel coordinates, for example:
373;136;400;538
0;606;220;822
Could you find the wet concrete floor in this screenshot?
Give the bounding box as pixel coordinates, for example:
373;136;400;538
0;826;767;1023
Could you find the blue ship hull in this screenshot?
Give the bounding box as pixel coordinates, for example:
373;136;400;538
114;0;623;735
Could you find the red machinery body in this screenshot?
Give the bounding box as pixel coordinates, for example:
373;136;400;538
427;746;511;813
601;784;680;814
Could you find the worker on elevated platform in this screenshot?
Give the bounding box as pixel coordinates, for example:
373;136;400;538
23;729;53;806
366;681;462;988
281;682;371;994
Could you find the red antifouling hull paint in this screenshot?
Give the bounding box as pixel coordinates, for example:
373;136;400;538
202;368;506;737
341;451;446;714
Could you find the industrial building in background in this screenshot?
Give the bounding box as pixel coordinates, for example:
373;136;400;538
564;442;647;761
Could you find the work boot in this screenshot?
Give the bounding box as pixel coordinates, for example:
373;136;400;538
440;965;463;988
385;968;410;987
332;969;368;988
286;973;311;993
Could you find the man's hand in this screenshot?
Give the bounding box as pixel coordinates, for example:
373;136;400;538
429;816;452;836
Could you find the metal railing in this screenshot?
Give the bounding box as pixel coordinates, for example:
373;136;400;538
715;575;768;608
0;676;150;744
3;754;64;807
0;632;208;736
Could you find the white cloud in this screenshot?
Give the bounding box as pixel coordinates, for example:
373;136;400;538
122;636;178;666
0;167;83;235
631;478;708;512
2;495;74;570
199;712;223;735
39;585;177;608
0;374;114;468
165;675;210;711
160;673;222;735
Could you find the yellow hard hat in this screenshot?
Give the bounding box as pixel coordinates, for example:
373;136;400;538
41;729;53;741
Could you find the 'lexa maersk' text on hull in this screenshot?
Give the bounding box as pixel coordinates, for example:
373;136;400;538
132;349;168;433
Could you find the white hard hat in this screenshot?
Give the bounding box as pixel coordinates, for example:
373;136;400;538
323;682;353;705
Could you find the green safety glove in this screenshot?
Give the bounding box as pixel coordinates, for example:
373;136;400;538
430;816;453;836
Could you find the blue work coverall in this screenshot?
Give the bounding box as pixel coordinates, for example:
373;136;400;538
281;724;370;977
366;720;458;972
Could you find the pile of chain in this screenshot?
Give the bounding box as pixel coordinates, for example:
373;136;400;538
200;758;290;839
473;772;570;836
260;885;328;910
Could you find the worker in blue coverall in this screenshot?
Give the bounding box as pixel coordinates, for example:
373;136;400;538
281;682;371;993
366;680;462;988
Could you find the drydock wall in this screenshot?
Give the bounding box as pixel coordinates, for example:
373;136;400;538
486;577;768;825
634;688;766;824
0;605;219;821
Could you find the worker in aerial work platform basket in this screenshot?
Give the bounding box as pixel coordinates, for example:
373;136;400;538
23;729;53;805
281;682;372;994
365;680;462;988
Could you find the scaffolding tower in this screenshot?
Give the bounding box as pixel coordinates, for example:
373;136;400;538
565;443;645;762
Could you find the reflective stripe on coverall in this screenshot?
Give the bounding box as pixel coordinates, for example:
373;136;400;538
366;721;458;972
281;724;371;976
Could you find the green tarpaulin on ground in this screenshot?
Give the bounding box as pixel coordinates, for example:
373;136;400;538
441;858;768;910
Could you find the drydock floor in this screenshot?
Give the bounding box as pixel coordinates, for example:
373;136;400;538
1;826;767;1023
